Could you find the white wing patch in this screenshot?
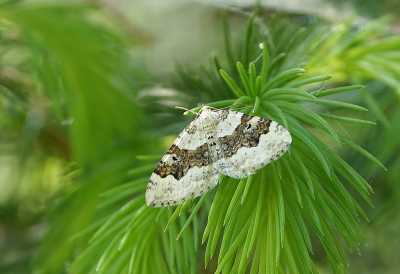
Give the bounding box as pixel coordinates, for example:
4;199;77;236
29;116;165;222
145;106;292;207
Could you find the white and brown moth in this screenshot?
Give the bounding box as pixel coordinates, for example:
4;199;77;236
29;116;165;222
146;106;292;207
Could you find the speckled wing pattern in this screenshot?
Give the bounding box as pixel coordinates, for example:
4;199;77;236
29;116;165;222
146;106;292;207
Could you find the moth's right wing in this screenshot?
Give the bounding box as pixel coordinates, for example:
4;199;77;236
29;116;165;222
215;109;292;179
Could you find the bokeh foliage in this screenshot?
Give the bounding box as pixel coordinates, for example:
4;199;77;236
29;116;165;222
1;2;151;273
1;1;400;274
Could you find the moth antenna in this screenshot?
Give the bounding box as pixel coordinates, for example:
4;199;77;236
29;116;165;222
175;106;199;116
216;103;244;110
233;106;252;111
230;103;245;109
225;103;250;111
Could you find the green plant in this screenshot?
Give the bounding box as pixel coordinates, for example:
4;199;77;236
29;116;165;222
2;2;397;273
0;3;150;273
70;13;385;274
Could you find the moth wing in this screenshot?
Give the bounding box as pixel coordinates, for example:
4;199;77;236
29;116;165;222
215;110;292;178
146;119;219;207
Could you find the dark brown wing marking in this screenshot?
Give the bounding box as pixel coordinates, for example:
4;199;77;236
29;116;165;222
218;114;271;157
153;112;271;181
218;109;229;121
153;143;212;180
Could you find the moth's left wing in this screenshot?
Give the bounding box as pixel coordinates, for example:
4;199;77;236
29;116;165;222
146;120;219;207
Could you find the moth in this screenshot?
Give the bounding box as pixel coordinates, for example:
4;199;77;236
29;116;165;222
146;106;292;207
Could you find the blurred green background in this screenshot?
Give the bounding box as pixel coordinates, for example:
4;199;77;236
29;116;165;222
1;0;400;273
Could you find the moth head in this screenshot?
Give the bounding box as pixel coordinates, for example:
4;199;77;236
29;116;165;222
200;105;212;112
